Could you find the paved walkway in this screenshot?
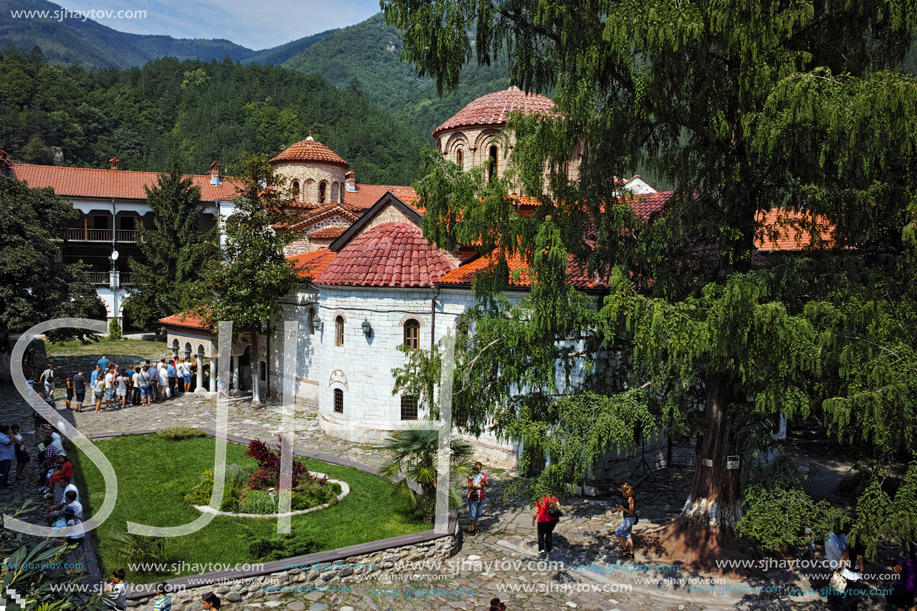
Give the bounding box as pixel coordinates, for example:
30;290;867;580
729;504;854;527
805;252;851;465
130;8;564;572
0;350;894;610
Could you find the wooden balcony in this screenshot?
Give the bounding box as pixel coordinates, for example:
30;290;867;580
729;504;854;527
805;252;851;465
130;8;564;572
66;228;141;243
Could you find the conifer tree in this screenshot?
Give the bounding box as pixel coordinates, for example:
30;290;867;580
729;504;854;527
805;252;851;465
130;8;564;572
123;157;215;328
200;153;297;405
384;0;917;566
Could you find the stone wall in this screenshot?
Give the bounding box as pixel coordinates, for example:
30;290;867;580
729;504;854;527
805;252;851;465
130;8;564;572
273;161;347;206
127;517;460;607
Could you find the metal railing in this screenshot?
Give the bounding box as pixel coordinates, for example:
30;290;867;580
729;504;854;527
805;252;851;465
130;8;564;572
84;272;133;285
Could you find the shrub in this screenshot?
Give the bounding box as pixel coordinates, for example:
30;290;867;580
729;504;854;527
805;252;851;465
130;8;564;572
248;468;277;490
248;530;318;561
239;490;276;514
108;317;122;340
156;426;205;441
226;463;255;490
109;530;168;566
184;470;215;505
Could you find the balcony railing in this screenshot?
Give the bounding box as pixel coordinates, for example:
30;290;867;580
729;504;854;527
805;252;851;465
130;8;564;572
66;228;141;243
85;272;133;286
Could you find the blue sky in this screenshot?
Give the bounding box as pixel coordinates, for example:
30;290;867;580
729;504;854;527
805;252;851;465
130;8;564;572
59;0;383;50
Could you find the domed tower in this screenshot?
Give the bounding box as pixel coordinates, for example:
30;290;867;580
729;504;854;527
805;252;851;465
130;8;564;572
433;86;556;184
270;136;350;206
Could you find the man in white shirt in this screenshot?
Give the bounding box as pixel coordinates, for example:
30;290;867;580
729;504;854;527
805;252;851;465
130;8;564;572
104;368;115;409
48;488;82;523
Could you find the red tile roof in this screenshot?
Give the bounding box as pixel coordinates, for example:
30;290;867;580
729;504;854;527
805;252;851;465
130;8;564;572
289;248;337;280
629;191;676;219
755;209;834;251
11;163;238;202
308;226;347;239
436;250;606;291
314;222;456;288
344;184;418;209
158;311;210;331
434;87;556;138
270;137;349;168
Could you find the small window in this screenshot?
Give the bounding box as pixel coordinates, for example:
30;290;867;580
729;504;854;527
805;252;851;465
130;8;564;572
335;315;344;346
403;319;420;350
307;307;315;334
334;388;344;413
319;181;327;204
339;183;345;203
291;180;300;200
455;149;463;168
488;145;498;181
401;394;418;420
259;361;266;382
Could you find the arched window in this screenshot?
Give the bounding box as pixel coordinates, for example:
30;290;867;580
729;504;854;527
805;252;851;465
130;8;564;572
335;315;344;346
403;319;420;349
488;145;498;181
291;179;300;200
401;394;418;420
334;388;344;413
455;149;463;168
319;181;327;204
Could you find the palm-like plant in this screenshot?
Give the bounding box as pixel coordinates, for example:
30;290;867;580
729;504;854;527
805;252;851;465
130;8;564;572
379;425;474;522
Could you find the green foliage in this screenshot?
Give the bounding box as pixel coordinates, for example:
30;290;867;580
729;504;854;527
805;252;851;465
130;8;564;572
848;478;895;561
736;484;846;554
0;499;111;609
0;48;422;185
238;490;276;515
109;530;169;566
155;426;205;441
378;425;474;522
123;157;216;329
107;317;121;340
247;529;319;561
0;175;105;344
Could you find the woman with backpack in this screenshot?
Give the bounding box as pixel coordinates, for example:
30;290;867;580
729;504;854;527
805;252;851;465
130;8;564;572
532;492;561;556
615;482;638;559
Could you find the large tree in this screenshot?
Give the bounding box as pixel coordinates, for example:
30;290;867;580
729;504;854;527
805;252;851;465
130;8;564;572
383;0;917;567
200;153;297;405
122;156;216;329
0;174;105;347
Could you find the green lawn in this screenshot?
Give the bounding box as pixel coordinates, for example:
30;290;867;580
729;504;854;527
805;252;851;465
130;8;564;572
47;338;168;360
73;435;427;584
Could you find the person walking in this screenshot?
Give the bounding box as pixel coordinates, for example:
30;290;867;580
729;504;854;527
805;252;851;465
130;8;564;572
532;492;561;556
467;462;489;535
615;482;637;559
10;424;30;482
0;425;15;489
64;376;74;410
40;363;54;402
72;370;86;412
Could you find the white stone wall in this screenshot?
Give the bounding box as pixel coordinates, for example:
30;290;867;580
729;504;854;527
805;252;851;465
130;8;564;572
268;287;321;403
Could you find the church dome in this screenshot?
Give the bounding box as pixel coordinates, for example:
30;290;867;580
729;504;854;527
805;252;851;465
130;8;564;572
270;136;349;168
432;86;555;138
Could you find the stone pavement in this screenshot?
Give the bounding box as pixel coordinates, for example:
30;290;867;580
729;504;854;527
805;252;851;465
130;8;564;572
0;351;894;610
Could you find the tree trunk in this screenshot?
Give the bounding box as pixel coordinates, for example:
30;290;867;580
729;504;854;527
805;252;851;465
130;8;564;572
681;371;742;529
251;327;261;406
640;372;754;573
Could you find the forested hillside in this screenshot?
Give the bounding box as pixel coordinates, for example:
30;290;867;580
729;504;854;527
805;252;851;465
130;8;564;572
283;13;511;138
0;49;423;184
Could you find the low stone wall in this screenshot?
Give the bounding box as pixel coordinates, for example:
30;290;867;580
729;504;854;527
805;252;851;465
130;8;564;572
127;515;460;607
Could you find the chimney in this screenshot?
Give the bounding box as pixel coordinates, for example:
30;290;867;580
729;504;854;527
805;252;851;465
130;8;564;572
344;169;357;192
0;149;10;177
209;160;221;185
109;156;119;170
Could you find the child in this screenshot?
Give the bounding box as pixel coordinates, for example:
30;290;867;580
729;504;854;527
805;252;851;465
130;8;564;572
105;568;128;610
10;424;30;482
153;582;172;611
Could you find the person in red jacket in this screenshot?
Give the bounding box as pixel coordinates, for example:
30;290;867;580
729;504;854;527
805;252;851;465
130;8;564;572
532;492;560;556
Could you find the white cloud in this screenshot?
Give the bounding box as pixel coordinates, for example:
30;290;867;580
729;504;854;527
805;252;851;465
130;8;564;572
57;0;381;50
